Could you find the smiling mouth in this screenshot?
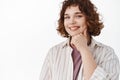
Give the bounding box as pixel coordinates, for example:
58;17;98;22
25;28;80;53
69;26;80;31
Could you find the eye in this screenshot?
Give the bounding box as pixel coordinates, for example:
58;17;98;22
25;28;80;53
64;16;70;19
75;15;83;18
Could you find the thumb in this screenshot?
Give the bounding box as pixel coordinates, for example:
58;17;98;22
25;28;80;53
83;29;87;37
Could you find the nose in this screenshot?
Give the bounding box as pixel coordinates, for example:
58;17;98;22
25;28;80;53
69;17;76;24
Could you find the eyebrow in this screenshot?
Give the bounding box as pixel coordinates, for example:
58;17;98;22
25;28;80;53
75;12;82;14
64;11;82;16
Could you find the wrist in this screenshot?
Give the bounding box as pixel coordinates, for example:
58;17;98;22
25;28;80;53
78;46;91;56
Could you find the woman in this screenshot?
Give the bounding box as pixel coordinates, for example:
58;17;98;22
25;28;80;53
40;0;120;80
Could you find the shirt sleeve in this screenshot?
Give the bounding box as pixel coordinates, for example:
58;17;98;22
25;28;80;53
39;49;52;80
90;47;120;80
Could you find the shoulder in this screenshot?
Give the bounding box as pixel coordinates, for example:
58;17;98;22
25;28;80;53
90;39;120;65
91;38;114;53
45;39;69;63
50;41;67;50
49;38;69;50
91;39;117;60
95;40;114;53
47;39;68;55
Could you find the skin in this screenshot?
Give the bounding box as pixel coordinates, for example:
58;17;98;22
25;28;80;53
64;5;97;80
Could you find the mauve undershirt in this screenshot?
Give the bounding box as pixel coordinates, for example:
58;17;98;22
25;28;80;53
71;46;82;80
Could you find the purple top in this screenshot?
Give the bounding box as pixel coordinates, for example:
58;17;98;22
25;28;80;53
71;46;82;80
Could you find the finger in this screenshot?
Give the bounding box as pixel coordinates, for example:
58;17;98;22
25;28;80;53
71;43;76;48
83;29;87;37
70;39;76;47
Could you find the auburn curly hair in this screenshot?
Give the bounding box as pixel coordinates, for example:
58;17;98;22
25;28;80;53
57;0;104;38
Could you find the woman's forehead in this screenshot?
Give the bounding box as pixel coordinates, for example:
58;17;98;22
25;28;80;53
64;6;81;14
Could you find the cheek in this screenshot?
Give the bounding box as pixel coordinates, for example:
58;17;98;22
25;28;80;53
80;25;87;33
64;21;67;27
64;22;69;30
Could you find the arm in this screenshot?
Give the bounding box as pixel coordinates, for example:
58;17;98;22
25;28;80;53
39;50;52;80
79;46;97;80
71;30;97;80
71;30;120;80
90;48;120;80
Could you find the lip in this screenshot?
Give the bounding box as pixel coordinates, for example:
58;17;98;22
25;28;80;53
69;26;80;31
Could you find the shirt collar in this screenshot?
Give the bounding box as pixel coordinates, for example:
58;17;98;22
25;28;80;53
89;38;97;47
62;37;99;48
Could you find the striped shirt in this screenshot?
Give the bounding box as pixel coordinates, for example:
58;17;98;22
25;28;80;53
39;38;120;80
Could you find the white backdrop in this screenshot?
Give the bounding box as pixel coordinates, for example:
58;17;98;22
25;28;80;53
0;0;120;80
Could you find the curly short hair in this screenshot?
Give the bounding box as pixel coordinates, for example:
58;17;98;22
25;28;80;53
57;0;104;38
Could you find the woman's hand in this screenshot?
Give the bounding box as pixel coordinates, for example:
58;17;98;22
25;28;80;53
71;29;88;52
71;29;97;80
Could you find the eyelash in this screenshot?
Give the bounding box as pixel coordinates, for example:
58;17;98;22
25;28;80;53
64;16;70;19
75;15;82;18
64;15;83;19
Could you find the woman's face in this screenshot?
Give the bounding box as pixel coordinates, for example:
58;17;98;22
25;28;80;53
64;5;87;36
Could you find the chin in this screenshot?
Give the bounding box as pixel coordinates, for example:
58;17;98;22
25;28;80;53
70;34;77;37
69;32;80;36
